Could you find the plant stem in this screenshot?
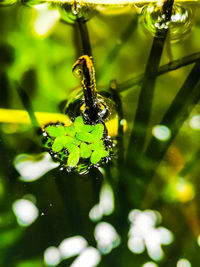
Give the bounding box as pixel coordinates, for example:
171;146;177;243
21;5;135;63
127;0;174;160
97;16;138;80
118;52;200;92
109;80;124;164
145;62;200;169
16;83;39;128
77;19;92;56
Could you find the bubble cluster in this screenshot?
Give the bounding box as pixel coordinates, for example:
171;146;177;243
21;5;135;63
59;2;93;24
141;3;193;41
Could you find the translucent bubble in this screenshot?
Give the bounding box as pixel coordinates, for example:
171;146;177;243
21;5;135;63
141;3;193;41
59;2;93;24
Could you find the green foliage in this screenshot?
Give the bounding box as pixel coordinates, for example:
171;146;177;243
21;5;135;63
80;143;92;158
45;125;66;137
43;116;112;170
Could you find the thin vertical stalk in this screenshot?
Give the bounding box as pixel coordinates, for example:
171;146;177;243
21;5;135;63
77;19;92;56
97;16;138;80
109;79;124;164
127;0;174;160
145;62;200;168
15;82;39;129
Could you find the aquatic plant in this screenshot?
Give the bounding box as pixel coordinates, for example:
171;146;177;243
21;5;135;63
43;116;113;172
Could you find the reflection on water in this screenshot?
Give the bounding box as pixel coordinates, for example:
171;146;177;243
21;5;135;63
141;3;193;40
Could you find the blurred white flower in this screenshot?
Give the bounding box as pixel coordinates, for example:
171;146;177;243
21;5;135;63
59;236;88;259
70;247;101;267
44;246;61;266
89;183;114;222
94;222;120;254
128;209;173;261
14;152;59;182
12;199;39;227
177;258;191;267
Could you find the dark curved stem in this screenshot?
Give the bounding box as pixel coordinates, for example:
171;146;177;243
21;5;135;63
145;62;200;170
118;52;200;92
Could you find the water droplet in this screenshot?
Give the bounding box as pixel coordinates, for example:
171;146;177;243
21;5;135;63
71;1;81;16
59;3;93;24
141;3;193;41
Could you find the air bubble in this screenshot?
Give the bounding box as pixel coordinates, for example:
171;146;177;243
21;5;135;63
141;3;193;41
59;2;93;24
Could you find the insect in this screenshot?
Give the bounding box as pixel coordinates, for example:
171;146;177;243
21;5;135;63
42;55;122;173
65;55;120;136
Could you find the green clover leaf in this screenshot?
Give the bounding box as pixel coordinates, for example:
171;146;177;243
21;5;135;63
67;152;80;168
90;148;109;164
90;150;102;164
76;132;96;143
46;125;65;137
88;140;105;151
80;143;92;158
76;124;94;133
64;125;76;137
74;116;84;129
52;136;65;152
43;115;111;170
65;143;80;154
91;124;104;140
